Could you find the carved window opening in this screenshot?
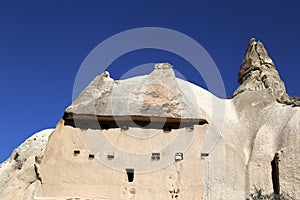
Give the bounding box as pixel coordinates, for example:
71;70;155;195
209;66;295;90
175;152;183;161
151;153;160;160
88;154;95;160
73;150;80;156
126;168;134;182
107;153;114;160
271;153;280;195
201;153;209;157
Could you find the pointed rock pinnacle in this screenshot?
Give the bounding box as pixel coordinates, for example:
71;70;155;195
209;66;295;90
234;38;290;103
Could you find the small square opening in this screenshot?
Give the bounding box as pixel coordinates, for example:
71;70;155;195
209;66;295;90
88;154;95;160
107;154;114;160
151;153;160;160
175;152;183;161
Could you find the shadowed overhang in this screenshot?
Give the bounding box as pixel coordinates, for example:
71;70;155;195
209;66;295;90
63;112;208;130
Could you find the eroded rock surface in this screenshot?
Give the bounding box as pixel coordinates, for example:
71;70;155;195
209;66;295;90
0;129;53;200
234;38;290;103
1;40;300;200
67;62;204;119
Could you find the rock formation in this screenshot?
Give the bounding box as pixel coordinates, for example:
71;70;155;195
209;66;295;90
0;129;54;200
67;62;202;119
234;38;300;106
0;39;300;200
234;38;289;102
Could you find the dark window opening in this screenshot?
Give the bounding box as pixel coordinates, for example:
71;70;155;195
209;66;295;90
88;154;95;160
107;154;114;160
151;153;160;160
126;168;134;182
73;150;80;156
63;112;207;130
201;153;209;157
271;153;280;195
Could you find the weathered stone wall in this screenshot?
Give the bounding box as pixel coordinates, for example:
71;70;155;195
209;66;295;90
38;122;208;199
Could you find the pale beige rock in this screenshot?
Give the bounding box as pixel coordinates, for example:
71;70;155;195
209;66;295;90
67;62;205;119
1;41;300;200
37;122;207;199
0;129;54;200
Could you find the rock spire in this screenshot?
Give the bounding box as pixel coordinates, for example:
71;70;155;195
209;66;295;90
234;38;290;103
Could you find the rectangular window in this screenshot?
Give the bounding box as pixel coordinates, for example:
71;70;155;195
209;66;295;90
107;154;114;160
151;153;160;160
126;168;134;182
73;150;80;156
88;154;95;160
175;152;183;161
201;153;209;157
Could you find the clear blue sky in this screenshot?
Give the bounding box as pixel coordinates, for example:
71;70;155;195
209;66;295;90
0;1;299;163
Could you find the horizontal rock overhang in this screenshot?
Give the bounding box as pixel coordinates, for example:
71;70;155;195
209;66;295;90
63;112;208;130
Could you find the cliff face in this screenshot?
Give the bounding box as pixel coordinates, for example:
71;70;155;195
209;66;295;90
1;39;300;200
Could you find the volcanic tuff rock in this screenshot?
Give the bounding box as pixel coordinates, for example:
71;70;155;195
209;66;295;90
234;38;290;103
0;39;300;200
67;62;201;119
0;129;54;200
